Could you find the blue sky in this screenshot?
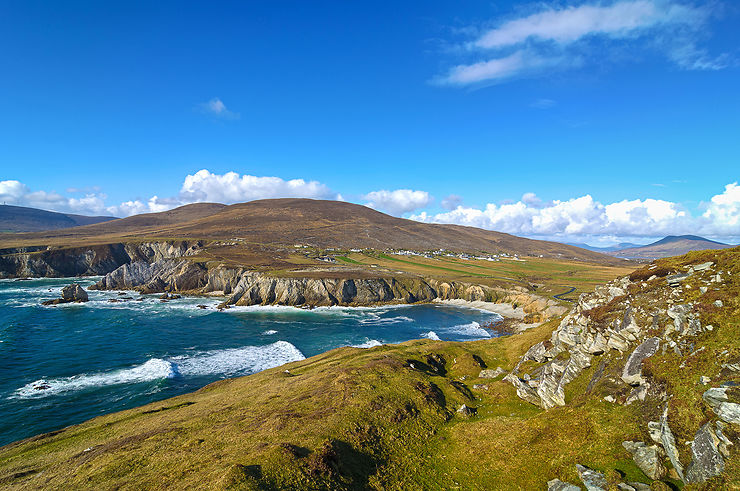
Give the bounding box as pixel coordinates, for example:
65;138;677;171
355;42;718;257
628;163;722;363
1;1;738;244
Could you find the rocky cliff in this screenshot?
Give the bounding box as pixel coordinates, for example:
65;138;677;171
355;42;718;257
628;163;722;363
90;256;566;318
0;241;201;278
507;252;739;486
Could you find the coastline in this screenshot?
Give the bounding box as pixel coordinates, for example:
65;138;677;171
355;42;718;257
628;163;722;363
433;298;547;332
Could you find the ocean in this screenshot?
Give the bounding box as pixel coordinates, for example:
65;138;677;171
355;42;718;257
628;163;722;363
0;277;501;446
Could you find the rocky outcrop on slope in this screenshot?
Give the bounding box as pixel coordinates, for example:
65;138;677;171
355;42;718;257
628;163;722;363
507;256;739;485
0;241;201;278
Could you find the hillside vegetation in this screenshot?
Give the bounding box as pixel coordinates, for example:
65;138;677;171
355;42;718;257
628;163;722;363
1;247;738;489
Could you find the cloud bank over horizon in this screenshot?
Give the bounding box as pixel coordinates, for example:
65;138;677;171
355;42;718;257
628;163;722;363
1;174;738;245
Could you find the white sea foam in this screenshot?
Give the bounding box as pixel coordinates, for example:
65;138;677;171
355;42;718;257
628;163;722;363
358;314;414;325
14;358;178;398
13;341;305;399
262;330;278;335
352;338;383;349
422;331;441;341
446;321;491;338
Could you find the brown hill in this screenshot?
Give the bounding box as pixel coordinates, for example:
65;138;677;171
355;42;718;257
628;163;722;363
608;235;735;260
0;199;619;264
0;204;116;233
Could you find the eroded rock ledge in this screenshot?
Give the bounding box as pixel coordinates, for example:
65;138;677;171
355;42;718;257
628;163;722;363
90;257;566;319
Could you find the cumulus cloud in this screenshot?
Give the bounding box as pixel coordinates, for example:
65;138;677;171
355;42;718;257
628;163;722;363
363;189;433;216
411;185;740;243
0;179;108;215
2;170;338;218
178;170;335;203
702;182;740;235
441;194;463;210
198;98;240;119
437;0;726;85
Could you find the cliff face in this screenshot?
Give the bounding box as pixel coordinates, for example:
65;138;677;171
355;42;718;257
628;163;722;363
90;257;564;316
0;239;565;317
0;241;201;278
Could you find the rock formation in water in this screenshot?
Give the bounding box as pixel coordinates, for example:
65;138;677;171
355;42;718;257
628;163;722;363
42;283;89;305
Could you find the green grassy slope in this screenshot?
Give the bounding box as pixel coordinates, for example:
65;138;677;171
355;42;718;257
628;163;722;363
1;248;738;489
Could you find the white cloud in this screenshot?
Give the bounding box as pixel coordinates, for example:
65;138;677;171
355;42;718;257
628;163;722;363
0;179;108;215
179;169;335;204
198;98;240;119
701;182;740;235
474;1;697;49
411;186;740;243
1;170;338;218
363;189;433;216
438;0;725;85
441;194;463;210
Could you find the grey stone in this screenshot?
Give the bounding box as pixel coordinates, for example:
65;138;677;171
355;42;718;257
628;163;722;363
658;407;685;482
685;422;725;483
647;421;662;444
694;261;714;272
547;478;581;491
618;483;651;491
714;300;724;308
666;273;690;287
703;387;729;409
621;337;660;386
622;441;666;480
479;367;506;379
716;402;740;424
456;404;476;417
504;373;541;407
576;464;607;491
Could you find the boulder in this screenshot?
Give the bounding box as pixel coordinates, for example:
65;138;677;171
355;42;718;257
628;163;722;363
703;387;729;409
715;402;740;424
621;337;660;386
685;422;725;483
576;464;607;491
666;273;690;287
622;441;666;480
693;261;714;272
547;479;580;491
456;404;476;417
479;367;506;379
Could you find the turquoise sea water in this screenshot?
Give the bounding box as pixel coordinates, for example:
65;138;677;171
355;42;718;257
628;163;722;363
0;277;501;446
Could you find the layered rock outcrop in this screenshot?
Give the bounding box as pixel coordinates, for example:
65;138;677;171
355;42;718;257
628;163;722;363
508;258;738;485
89;257;565;314
0;241;201;278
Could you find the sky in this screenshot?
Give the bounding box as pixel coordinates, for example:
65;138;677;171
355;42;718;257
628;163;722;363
1;0;738;245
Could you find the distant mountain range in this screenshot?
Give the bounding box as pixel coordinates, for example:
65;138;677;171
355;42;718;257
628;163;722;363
566;242;641;253
606;235;735;260
0;204;117;233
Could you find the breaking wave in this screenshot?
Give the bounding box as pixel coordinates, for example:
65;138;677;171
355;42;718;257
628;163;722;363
13;341;304;399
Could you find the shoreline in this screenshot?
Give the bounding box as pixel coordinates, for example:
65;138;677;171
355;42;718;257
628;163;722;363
432;298;545;332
